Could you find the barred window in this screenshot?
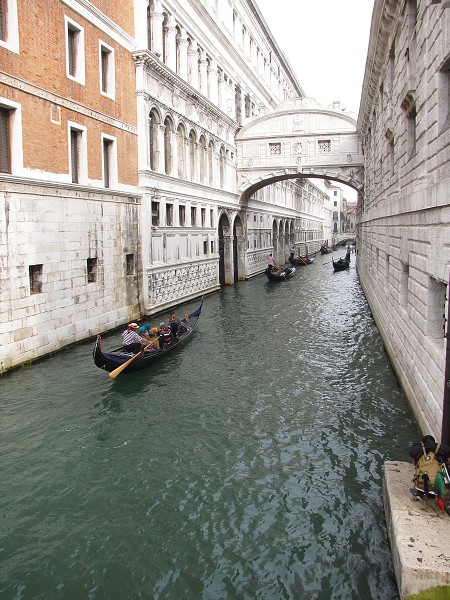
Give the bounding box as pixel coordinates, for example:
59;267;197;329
29;264;43;294
318;140;331;153
269;142;281;155
87;258;97;283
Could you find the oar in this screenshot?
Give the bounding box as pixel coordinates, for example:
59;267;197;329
109;342;154;379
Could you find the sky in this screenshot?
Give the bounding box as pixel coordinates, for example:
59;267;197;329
256;0;375;115
255;0;375;201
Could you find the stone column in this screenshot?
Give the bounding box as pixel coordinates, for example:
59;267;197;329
156;124;165;173
208;59;218;105
164;14;177;71
171;128;178;177
150;0;164;57
188;40;199;89
177;27;189;79
199;50;208;97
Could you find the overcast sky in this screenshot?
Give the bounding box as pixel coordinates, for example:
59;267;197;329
256;0;375;114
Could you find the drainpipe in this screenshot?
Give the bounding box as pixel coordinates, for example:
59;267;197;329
442;273;450;445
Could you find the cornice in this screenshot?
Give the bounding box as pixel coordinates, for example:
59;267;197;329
133;50;238;132
357;0;400;135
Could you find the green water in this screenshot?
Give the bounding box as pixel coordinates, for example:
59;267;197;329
1;253;419;599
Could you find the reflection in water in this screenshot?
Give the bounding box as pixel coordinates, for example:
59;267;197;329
0;254;419;599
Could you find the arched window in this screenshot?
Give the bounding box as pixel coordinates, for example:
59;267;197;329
149;108;160;171
164;116;173;175
199;134;206;184
189;130;196;181
177;123;186;178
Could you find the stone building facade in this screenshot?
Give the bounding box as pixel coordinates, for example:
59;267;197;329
356;0;450;438
0;0;329;371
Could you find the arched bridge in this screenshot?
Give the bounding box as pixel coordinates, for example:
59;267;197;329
236;97;364;202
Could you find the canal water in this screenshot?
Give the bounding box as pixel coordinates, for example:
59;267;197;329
1;251;420;600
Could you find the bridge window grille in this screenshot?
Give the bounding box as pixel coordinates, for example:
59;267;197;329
269;142;281;155
318;140;331;153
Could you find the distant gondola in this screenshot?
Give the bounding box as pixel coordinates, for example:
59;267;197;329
265;266;296;282
93;298;203;376
289;252;316;267
320;245;332;255
332;257;350;271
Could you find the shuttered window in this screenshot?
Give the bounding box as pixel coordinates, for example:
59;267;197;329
0;107;11;173
70;128;80;183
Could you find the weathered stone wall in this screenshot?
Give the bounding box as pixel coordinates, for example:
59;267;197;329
357;1;450;438
0;183;141;372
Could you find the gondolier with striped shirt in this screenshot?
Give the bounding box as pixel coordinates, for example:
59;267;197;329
122;323;146;354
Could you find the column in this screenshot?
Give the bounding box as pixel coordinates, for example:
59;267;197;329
150;0;164;57
188;40;199;89
164;14;177;71
199;50;208;97
208;59;218;105
178;27;189;79
156;124;165;173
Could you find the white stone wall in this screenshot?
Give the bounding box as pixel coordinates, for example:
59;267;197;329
0;184;141;372
357;0;450;438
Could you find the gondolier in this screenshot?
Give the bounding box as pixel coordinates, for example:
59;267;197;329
122;323;146;354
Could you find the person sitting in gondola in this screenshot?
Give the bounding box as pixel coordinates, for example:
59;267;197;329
122;323;147;355
158;322;173;349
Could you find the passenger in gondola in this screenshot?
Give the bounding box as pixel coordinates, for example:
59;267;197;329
122;323;148;354
267;253;275;271
158;322;173;349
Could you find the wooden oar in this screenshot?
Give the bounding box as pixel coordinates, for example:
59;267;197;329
108;341;154;379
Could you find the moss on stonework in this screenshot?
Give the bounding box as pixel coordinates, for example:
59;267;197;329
406;586;450;600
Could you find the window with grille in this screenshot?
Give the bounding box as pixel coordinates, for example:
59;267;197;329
0;106;11;173
179;205;185;226
318;140;331;153
29;264;43;294
126;254;134;275
87;258;97;283
166;203;173;226
152;201;160;226
269;142;281;155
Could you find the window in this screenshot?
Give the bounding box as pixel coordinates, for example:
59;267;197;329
406;105;417;159
179;205;185;226
99;41;114;98
65;17;85;84
334;201;337;206
210;209;214;227
203;240;208;254
201;208;206;226
191;206;197;226
101;135;116;188
166;203;173;226
68;123;87;184
152;201;160;226
0;0;19;53
210;240;214;253
87;258;97;283
126;254;134;275
318;140;331;153
0;106;11;173
29;264;43;294
269;142;281;155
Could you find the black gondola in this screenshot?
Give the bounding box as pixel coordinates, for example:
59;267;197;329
332;257;350;271
265;266;296;281
288;252;316;267
320;245;332;255
93;298;203;376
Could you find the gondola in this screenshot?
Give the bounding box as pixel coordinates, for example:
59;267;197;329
265;266;296;281
288;252;316;267
93;298;203;376
320;245;332;255
332;257;350;271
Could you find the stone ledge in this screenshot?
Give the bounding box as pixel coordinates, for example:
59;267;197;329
383;461;450;599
